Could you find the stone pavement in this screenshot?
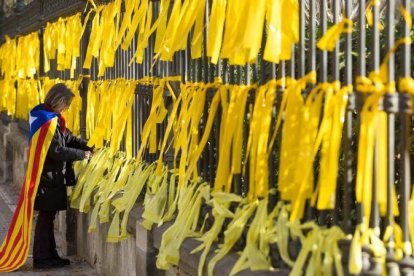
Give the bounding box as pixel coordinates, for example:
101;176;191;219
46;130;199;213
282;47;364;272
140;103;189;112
0;183;100;276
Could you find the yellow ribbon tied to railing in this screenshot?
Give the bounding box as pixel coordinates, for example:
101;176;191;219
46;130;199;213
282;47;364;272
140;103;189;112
317;18;353;52
365;0;383;30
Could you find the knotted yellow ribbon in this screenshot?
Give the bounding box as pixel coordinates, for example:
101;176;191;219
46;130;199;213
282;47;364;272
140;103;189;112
399;77;414;94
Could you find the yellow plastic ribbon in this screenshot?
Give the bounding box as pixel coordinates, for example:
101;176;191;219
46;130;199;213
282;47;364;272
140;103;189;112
400;5;412;28
399;77;414;94
230;199;273;275
244;80;277;200
156;182;210;270
317;18;353;51
191;191;244;276
365;0;384;30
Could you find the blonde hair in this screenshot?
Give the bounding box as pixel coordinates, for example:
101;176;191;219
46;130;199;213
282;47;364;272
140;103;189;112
44;83;75;112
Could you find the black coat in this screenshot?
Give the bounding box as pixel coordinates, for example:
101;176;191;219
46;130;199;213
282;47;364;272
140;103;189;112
34;124;91;211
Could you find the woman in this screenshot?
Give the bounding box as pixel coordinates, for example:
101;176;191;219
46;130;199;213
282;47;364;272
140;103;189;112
32;83;92;269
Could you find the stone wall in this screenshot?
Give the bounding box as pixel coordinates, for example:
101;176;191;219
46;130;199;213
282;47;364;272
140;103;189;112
0;116;28;189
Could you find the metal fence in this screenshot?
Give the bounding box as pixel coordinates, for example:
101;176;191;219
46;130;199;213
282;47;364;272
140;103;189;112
1;0;414;274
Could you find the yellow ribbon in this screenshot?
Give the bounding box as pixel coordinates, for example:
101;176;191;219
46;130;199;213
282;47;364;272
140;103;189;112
400;5;412;28
317;18;353;51
399;77;414;94
365;0;384;30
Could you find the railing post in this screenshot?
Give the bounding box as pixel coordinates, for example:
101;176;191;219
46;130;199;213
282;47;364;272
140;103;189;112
399;0;414;272
342;0;355;235
80;14;91;140
385;2;397;273
65;10;91;257
370;0;380;234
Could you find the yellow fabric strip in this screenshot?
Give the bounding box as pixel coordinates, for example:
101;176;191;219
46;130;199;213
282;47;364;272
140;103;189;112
317;18;353;52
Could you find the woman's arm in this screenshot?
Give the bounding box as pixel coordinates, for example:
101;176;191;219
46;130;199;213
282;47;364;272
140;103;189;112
47;130;86;162
65;129;93;151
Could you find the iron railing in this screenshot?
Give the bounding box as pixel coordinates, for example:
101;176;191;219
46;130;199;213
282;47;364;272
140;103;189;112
1;0;414;274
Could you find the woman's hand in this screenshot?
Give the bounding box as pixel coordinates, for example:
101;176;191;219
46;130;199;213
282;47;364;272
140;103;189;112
84;151;92;160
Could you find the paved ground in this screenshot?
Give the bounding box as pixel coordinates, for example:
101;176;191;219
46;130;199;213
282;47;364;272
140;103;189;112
0;183;99;276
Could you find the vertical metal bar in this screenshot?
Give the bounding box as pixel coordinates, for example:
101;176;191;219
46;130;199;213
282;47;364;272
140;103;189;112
353;0;366;229
181;50;187;83
38;28;44;78
298;0;305;77
117;39;121;79
332;0;340;82
222;59;228;84
289;46;295;78
245;64;250;85
80;15;91;140
279;61;285;86
260;46;266;84
308;0;315;74
149;30;154;80
358;3;366;78
197;58;202;82
370;0;380;232
187;39;192;82
230;65;246;195
252;63;258;83
384;0;396;262
400;0;412;260
229;65;235;84
319;0;327;83
275;59;285;200
342;0;354;234
236;66;241;84
203;1;210;180
271;63;276;80
329;0;340;225
143;45;147;78
203;0;209;84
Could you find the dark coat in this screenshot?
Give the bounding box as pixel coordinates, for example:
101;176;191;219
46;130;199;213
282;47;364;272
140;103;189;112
34;123;91;211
